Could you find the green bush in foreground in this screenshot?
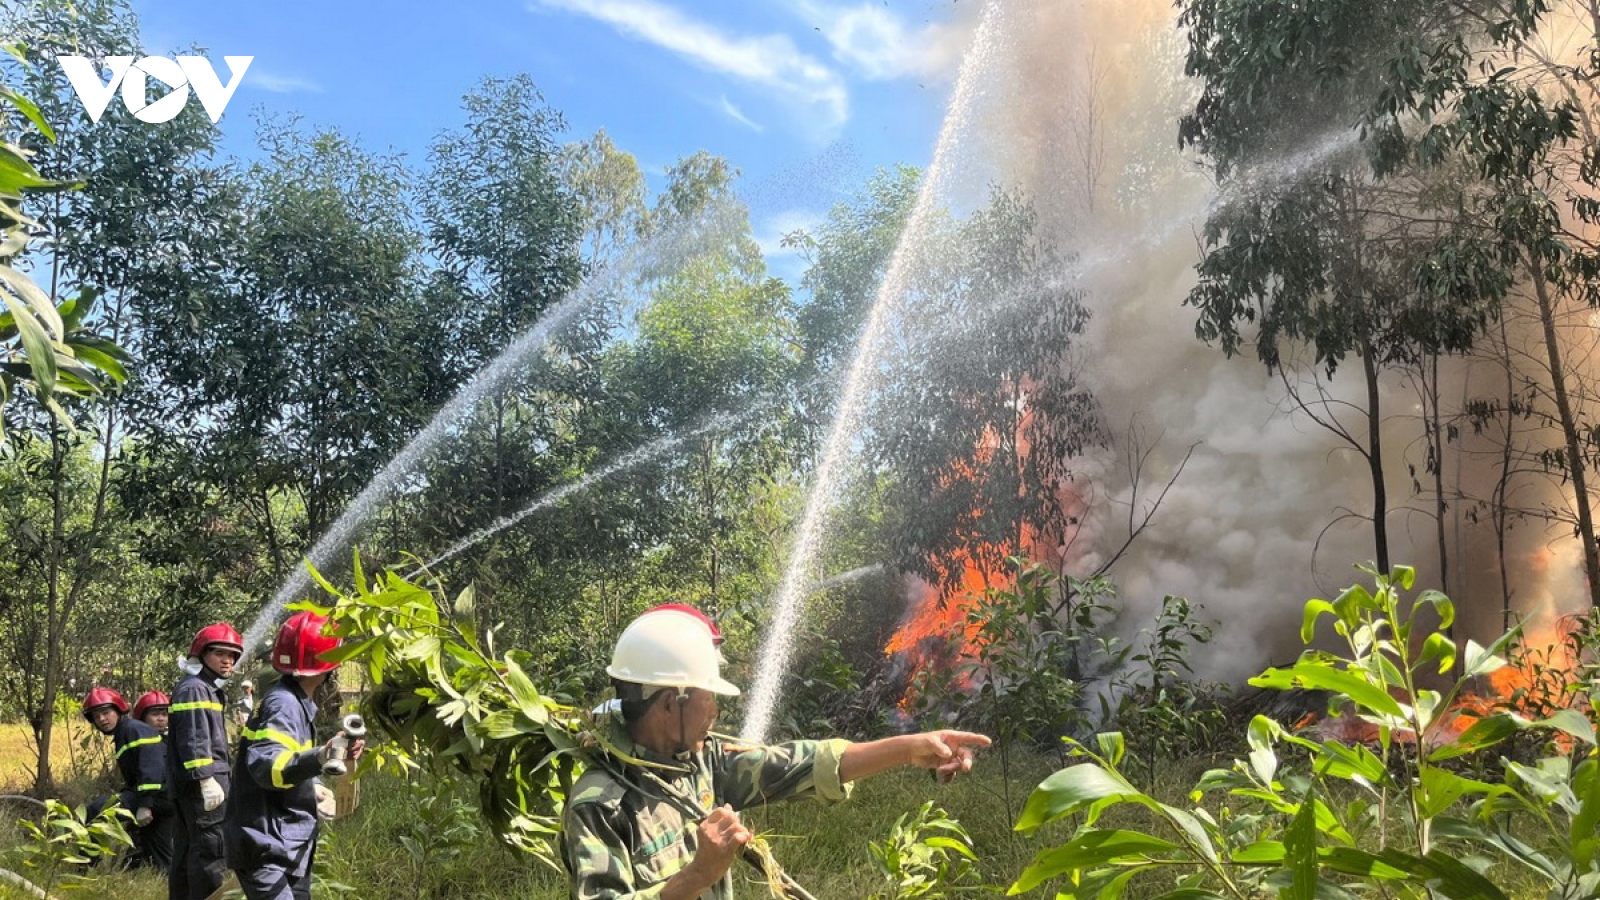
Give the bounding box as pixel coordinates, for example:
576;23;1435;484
1013;564;1600;900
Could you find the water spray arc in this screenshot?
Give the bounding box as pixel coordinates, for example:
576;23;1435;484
738;0;1006;744
417;408;747;572
247;205;741;649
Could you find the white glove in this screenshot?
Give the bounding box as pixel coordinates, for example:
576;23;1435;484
134;806;153;827
199;776;225;811
314;783;337;820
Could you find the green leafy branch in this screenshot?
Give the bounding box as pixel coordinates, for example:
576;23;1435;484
1010;565;1600;900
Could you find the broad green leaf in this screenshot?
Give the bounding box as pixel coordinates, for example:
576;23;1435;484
1534;709;1596;746
0;264;62;336
1416;589;1453;630
1096;731;1126;767
1010;830;1179;893
1250;664;1406;719
1247;715;1278;784
1462;639;1508;678
1284;790;1318;900
1301;599;1335;643
1421;632;1456;674
1428;714;1521;761
500;656;549;724
1419;767;1498;819
1;87;54;141
2;291;54;396
1015;764;1140;832
1232;840;1285;864
1313;740;1388;784
1392;565;1416;590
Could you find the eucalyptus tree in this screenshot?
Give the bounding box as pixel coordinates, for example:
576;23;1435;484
872;186;1099;588
0;0;256;790
394;76;587;634
1178;0;1600;606
559;128;647;267
1176;0;1516;580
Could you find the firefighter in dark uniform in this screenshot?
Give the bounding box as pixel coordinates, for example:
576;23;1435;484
225;610;363;900
83;687;175;871
168;623;242;900
133;690;171;735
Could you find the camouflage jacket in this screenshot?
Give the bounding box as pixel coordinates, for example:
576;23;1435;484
561;722;852;900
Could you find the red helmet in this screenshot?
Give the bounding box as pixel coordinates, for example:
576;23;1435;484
189;622;243;659
81;687;129;721
271;610;340;676
642;603;723;646
132;691;170;721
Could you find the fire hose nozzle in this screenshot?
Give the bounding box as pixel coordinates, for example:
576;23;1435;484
321;714;367;778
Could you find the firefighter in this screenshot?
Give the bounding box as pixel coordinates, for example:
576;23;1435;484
225;610;363;900
168;622;242;900
561;607;991;900
133;691;170;735
83;687;175;871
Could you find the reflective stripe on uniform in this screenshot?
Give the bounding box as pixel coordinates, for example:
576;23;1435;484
183;757;214;769
243;725;314;789
136;783;162;791
170;700;224;712
242;726;312;752
270;750;298;788
115;736;162;759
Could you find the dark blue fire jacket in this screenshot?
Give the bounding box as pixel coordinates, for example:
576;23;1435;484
111;716;167;812
169;670;231;782
224;676;324;876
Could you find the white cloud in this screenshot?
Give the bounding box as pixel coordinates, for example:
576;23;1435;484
717;96;764;132
536;0;849;134
794;1;965;81
754;208;823;285
754;208;823;261
247;71;323;94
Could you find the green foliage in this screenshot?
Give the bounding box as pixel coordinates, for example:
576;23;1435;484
13;798;130;892
958;561;1093;749
1011;565;1600;900
1103;595;1231;773
0;41;125;437
393;775;484;870
866;802;982;900
315;566;585;870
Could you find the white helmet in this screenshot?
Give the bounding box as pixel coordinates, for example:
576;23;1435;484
607;609;740;696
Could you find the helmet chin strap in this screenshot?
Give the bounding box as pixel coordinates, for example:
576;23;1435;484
672;687;693;759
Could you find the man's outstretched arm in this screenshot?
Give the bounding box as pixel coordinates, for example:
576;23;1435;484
839;730;991;784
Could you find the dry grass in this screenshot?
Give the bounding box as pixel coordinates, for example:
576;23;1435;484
0;720;113;797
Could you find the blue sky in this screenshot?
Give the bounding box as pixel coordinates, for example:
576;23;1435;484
127;0;969;281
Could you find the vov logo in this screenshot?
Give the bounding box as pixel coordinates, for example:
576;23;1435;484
58;55;252;124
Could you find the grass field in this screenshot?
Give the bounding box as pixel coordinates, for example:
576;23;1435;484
0;726;1556;900
0;728;1078;900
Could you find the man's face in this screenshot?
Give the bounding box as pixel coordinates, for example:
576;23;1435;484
202;646;239;677
144;709;169;733
671;688;719;751
89;706;119;734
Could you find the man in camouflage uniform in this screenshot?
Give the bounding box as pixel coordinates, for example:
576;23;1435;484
561;607;990;900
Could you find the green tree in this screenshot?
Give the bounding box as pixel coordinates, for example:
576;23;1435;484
1177;0;1600;605
559;127;647;267
873;186;1098;585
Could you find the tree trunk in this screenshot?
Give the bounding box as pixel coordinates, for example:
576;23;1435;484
1531;267;1600;606
1363;345;1391;573
1494;315;1516;626
1426;355;1451;597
